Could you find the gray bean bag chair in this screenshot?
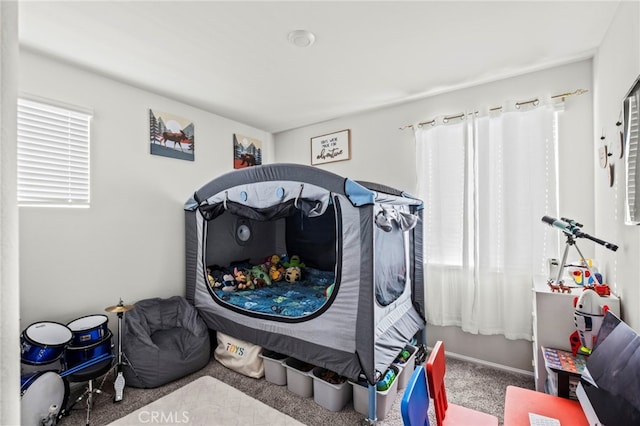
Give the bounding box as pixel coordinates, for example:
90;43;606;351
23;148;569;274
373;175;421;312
122;296;210;388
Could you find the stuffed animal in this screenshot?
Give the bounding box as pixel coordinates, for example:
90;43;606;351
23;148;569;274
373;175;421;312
221;273;237;292
207;268;226;289
285;266;301;283
248;265;271;287
207;268;216;287
269;254;282;266
234;267;250;290
261;254;282;269
269;264;285;282
375;207;397;232
375;205;418;232
283;255;306;269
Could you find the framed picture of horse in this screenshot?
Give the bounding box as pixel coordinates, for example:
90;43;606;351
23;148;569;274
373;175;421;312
149;109;195;161
233;134;262;169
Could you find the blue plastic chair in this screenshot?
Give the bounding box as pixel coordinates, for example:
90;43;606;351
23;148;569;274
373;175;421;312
400;365;430;426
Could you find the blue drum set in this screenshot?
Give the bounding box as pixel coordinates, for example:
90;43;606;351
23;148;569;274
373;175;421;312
20;302;134;426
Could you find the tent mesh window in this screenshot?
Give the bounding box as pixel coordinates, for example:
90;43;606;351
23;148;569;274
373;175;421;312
374;224;407;306
204;202;338;319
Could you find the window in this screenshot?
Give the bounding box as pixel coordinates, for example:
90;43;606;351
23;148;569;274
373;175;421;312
17;98;91;207
417;107;560;272
415;102;561;339
624;75;640;224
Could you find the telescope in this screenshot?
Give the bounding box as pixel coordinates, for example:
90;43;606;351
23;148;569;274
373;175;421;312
541;215;618;287
541;216;618;252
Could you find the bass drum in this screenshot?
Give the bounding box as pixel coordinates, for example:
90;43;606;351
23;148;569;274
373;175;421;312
64;330;113;369
21;371;69;426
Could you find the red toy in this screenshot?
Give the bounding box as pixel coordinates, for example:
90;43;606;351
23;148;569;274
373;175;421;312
585;282;611;297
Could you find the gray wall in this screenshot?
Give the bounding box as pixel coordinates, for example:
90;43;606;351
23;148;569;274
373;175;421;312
18;51;273;331
274;2;640;370
593;1;640;329
274;59;596;372
7;4;638;405
1;2;21;425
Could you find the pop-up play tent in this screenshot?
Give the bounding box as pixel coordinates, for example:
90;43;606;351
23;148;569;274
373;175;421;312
184;163;425;388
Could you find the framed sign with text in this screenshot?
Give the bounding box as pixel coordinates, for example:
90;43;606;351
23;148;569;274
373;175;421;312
311;129;351;165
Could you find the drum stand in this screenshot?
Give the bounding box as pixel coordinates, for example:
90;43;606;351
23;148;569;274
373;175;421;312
113;309;126;402
63;357;114;426
42;403;60;426
105;299;142;403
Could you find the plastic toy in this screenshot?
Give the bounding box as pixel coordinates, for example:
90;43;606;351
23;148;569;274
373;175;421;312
572;269;583;285
571;288;610;355
395;349;411;364
588;282;611;296
571;268;601;286
567;258;601;286
548;280;571;293
376;367;396;391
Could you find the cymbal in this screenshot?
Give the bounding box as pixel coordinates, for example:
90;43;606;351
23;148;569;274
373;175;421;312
105;304;134;313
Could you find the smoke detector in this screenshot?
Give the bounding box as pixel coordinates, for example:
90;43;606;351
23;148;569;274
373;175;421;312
287;30;316;48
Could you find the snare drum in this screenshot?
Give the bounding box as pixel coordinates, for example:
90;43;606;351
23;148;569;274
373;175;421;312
66;314;109;346
64;331;113;369
21;370;69;426
21;322;73;365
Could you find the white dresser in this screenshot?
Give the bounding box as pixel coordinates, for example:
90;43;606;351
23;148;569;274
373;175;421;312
532;277;620;392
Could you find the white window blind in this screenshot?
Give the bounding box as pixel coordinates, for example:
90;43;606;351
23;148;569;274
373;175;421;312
17;98;91;207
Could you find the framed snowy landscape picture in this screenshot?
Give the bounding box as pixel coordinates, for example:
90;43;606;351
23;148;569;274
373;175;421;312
233;134;262;169
149;109;195;161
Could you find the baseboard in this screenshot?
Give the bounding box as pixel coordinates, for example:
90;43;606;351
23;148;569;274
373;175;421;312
426;345;534;377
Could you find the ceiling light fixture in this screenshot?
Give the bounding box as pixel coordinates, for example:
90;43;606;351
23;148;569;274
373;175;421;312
287;30;316;48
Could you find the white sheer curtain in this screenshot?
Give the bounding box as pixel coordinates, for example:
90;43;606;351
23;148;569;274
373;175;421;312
415;102;560;340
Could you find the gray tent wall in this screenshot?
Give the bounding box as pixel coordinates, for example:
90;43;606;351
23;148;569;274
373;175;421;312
184;163;425;384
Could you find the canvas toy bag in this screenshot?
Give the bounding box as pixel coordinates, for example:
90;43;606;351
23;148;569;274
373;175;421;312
214;332;264;378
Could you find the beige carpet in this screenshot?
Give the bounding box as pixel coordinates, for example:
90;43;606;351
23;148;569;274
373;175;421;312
109;376;304;426
58;353;534;425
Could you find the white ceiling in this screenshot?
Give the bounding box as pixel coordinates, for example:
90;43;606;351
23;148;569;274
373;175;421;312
18;1;621;134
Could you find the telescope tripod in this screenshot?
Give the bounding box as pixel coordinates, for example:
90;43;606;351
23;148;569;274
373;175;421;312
549;233;601;293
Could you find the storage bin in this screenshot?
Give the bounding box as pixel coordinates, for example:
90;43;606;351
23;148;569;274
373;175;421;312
283;357;315;397
350;365;401;421
259;350;289;386
311;367;351;412
393;344;417;390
